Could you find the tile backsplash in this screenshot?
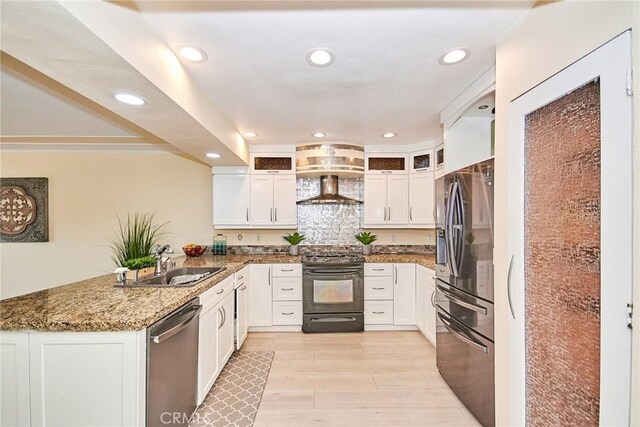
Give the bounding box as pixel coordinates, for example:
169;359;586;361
296;177;363;245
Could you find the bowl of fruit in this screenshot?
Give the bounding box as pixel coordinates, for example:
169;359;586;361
182;244;207;257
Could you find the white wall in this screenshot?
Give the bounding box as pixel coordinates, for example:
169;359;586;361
0;150;213;299
494;1;635;425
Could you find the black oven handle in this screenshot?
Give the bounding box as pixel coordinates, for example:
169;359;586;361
305;269;362;275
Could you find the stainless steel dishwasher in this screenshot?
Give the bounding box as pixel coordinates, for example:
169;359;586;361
147;298;202;427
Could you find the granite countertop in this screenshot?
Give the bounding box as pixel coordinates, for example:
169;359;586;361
0;254;299;333
0;253;434;333
364;254;435;269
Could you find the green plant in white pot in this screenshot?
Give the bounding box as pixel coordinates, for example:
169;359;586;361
355;231;377;255
283;231;305;256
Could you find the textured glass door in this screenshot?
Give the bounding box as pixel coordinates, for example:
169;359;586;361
507;32;633;426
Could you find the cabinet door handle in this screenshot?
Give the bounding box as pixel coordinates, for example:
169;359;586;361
270;208;273;222
282;312;294;315
267;170;280;174
246;207;249;222
388;207;391;222
381;171;392;174
372;268;385;271
216;289;224;295
281;287;294;291
218;307;225;329
431;290;436;307
394;266;398;284
372;287;385;290
240;285;247;290
281;268;294;272
507;255;515;319
275;207;278;222
238;275;244;280
373;311;385;314
409;206;413;221
268;267;271;286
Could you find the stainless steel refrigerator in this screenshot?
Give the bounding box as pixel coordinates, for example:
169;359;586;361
435;159;495;427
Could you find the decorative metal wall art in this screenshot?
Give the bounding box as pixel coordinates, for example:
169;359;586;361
0;177;49;242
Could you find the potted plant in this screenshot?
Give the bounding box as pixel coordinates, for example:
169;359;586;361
355;231;377;255
110;212;167;281
283;231;305;255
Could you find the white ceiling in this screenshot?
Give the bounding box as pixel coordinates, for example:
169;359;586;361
137;2;531;145
1;1;533;164
0;64;137;139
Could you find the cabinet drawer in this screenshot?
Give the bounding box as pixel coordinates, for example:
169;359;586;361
200;275;234;310
364;301;394;325
364;263;393;277
272;263;302;277
234;266;250;290
364;277;394;300
272;301;303;325
272;277;302;301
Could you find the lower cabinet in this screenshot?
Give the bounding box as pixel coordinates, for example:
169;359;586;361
1;332;33;426
235;266;249;350
198;275;235;404
249;264;273;327
393;264;416;326
272;264;303;326
415;265;436;346
218;292;235;370
364;300;394;325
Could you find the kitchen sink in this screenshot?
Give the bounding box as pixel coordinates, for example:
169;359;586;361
119;267;226;288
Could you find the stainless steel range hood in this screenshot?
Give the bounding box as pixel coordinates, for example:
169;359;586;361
297;175;362;205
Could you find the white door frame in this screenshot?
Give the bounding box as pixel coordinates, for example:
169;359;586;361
507;31;633;426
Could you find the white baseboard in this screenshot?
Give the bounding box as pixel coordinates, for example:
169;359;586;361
364;325;418;331
248;326;302;332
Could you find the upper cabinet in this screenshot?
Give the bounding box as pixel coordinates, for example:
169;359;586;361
410;149;433;173
250;153;295;175
440;67;495;174
434;143;445;179
363;175;409;226
365;153;408;175
250;175;296;227
213;174;250;228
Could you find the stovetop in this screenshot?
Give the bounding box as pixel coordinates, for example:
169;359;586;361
302;253;366;264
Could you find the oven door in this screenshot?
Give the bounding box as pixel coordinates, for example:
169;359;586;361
303;264;364;314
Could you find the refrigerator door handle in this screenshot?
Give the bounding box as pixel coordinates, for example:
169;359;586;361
446;182;459;277
436;284;488;315
454;182;465;273
437;311;488;353
507;254;515;319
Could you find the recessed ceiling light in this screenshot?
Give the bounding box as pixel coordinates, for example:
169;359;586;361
478;105;489;110
438;48;471;65
113;92;146;106
312;132;326;138
178;46;207;63
383;132;397;138
206;152;221;159
306;48;335;67
244;131;258;138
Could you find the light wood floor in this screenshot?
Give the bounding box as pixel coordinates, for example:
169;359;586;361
243;331;482;427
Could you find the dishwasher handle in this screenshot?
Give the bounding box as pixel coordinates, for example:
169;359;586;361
151;304;202;344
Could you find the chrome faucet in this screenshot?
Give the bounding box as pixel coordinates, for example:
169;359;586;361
154;244;175;275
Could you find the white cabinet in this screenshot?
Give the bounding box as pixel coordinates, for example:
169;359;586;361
272;264;302;326
393;264;416;326
415;266;427;335
364;175;409;226
425;269;436;347
249;265;272;327
1;332;31;427
409;172;435;227
435;144;445;179
198;299;220;404
364;300;394;325
217;291;235;370
365;153;408;174
410;149;434;173
273;176;297;226
28;331;145;427
250;175;297;227
250;153;295;174
213;174;250;227
415;265;436;346
235;266;249;350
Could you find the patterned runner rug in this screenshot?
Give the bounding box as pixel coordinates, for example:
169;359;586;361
190;351;274;427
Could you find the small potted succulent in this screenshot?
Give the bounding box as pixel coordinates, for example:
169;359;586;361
355;231;377;255
283;231;305;256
